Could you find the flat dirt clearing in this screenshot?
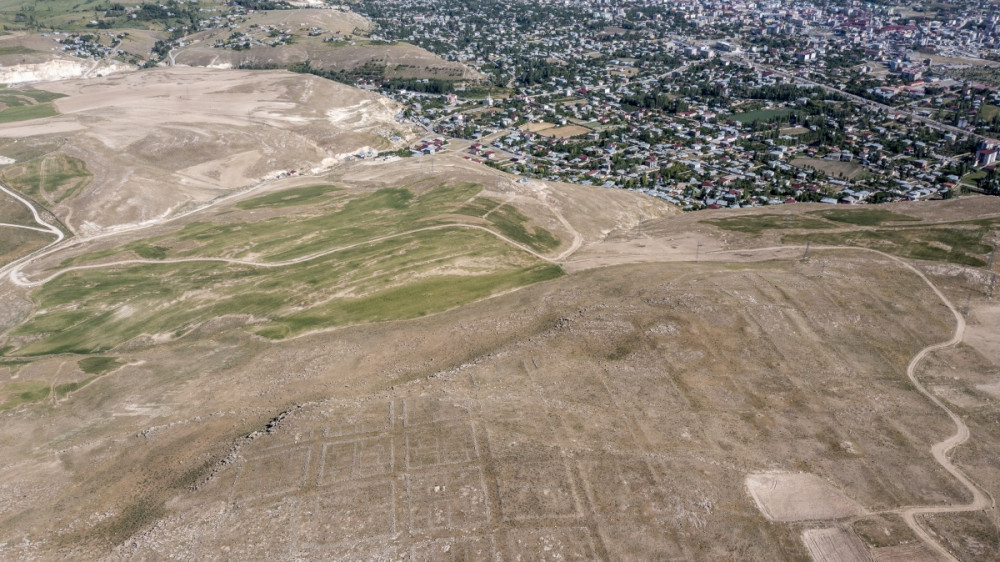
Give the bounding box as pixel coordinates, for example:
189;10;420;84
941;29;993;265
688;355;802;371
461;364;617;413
792;157;866;180
871;543;942;561
520;121;555;132
781;126;810;135
746;473;866;522
802;527;873;562
925;53;1000;67
535;124;591;138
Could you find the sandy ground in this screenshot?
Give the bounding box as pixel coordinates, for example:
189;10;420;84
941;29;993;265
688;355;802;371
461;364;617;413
0;250;969;560
520;122;555;132
0;62;997;561
535;124;592;138
802;528;873;562
746;473;866;522
0;67;414;233
872;543;943;561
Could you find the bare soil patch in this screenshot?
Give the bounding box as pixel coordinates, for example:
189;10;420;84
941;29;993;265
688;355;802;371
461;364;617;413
871;543;943;561
535;124;591;138
802;527;873;562
781;126;810;135
520;121;555;133
747;473;866;522
792;157;866;180
0;67;413;233
925;54;1000;67
0;252;965;559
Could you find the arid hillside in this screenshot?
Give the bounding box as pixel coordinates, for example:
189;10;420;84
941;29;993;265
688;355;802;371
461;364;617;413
0;67;413;234
1;64;1000;561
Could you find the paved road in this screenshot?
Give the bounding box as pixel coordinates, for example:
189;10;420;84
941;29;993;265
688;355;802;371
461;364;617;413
724;54;988;142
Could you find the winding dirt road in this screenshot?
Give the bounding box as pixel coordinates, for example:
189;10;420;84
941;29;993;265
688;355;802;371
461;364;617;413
712;245;995;561
0;183;64;274
892;265;992;562
2;171;992;559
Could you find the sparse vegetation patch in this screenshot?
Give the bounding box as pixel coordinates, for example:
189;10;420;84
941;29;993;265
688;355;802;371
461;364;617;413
10;226;562;355
0;379;50;411
785;222;995;266
78;356;122;375
1;153;91;204
703;213;834;234
809;208;921;226
235;184;342;210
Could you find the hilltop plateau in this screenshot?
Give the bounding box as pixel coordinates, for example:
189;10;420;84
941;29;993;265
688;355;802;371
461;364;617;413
0;9;999;561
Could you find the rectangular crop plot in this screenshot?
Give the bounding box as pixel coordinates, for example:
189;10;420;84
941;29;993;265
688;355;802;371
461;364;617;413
318;436;393;485
321;401;393;438
597;521;687;560
407;466;490;531
232;447;310;502
802;527;872;562
578;457;669;517
872;543;940;561
496;457;582;520
505;527;598;561
405;421;479;468
410;535;498;561
298;481;396;547
403;397;471;427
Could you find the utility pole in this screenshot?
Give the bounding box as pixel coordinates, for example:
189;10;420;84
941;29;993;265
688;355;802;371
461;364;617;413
803;240;810;260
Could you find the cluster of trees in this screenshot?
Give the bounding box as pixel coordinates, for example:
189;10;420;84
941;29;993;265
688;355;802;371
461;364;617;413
515;57;572;85
382;78;455;94
621;92;690;113
232;0;293;10
981;168;1000;196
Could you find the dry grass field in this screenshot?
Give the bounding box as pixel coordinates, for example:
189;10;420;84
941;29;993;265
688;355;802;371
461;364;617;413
519;121;555;132
0;250;975;559
791;157;868;181
0;66;999;561
168;9;481;82
535;124;592;138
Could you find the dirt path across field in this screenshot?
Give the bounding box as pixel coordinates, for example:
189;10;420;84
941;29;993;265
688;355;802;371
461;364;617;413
0;170;301;283
0;222;54;233
10;222;561;288
0;182;64;275
716;244;995;562
1;164;991;561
